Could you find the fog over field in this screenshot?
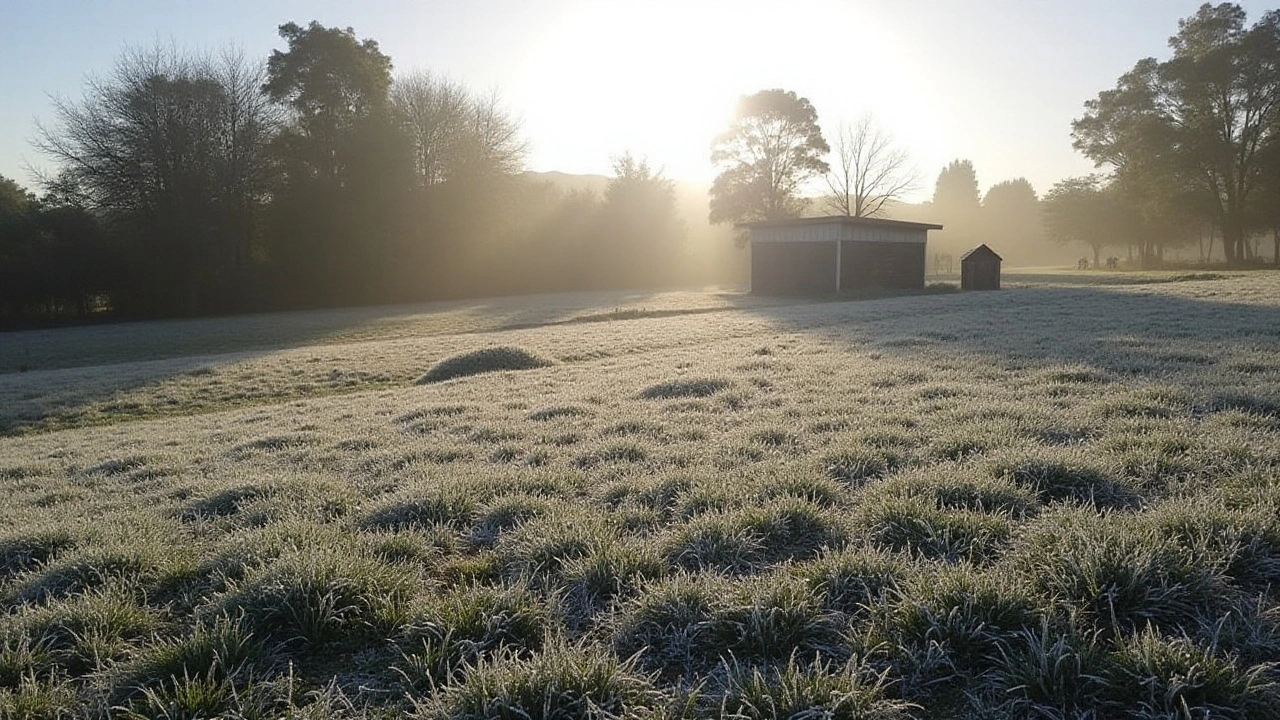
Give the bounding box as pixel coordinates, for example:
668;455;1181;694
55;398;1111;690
2;272;1279;717
5;2;1280;717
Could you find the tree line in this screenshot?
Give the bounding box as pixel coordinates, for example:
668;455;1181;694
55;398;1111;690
1047;3;1280;268
703;90;1055;268
0;22;691;326
702;3;1280;271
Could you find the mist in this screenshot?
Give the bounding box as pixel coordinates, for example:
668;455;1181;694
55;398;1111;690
4;5;1280;328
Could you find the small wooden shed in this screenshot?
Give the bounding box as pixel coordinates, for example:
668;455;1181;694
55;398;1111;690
741;216;943;295
960;244;1002;290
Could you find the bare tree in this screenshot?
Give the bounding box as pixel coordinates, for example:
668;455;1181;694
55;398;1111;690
824;114;918;217
35;43;279;313
391;71;527;186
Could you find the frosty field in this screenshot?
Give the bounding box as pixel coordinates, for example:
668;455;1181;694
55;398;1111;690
2;271;1279;718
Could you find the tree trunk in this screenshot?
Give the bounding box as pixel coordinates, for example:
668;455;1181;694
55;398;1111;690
1221;220;1242;264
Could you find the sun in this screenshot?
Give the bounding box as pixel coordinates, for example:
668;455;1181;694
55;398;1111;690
512;1;934;185
512;2;761;180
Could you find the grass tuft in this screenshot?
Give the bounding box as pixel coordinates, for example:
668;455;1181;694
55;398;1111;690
639;378;730;400
0;530;76;581
397;583;554;691
420;641;661;720
213;549;413;648
711;654;916;720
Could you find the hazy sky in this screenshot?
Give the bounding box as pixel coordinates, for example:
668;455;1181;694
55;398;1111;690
2;0;1274;201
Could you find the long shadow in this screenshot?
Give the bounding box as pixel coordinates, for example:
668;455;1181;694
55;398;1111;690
5;277;1275;438
0;285;785;436
727;279;1280;410
0;286;778;374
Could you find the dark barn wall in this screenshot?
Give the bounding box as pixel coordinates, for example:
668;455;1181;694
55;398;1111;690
751;241;837;294
840;241;926;290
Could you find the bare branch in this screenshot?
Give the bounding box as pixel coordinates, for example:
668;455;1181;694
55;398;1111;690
823;113;920;217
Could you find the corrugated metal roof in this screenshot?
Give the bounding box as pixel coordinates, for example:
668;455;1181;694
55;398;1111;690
738;215;944;232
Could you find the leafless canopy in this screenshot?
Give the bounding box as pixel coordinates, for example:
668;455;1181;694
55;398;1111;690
824;114;919;217
391;71;528;186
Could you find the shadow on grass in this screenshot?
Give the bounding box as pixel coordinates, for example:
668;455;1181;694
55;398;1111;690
3;273;1277;436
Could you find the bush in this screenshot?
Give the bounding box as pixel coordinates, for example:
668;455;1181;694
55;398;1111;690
416;347;552;384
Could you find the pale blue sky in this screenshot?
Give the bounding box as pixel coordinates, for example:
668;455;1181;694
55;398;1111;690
2;1;1274;200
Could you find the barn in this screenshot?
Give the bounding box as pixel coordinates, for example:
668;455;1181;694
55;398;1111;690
741;216;943;295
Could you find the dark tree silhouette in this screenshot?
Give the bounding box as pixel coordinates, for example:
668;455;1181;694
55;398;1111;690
263;21;413;304
1042;176;1138;268
35;46;277;315
598;153;685;288
264;21;394;180
1073;4;1280;263
981;178;1043;263
0;174;109;324
932;159;981;213
709;89;829;224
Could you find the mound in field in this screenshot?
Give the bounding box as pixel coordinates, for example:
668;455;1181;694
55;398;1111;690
416;347;552;385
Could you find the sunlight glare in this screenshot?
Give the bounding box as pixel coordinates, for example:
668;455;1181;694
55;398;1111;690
514;0;941;190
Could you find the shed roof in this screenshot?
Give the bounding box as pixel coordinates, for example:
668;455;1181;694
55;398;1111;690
739;215;943;232
960;244;1002;262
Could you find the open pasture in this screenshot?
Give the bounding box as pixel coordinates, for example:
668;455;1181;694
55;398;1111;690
2;271;1279;718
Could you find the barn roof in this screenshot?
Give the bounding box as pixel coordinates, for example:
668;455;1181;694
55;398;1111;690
738;215;943;232
960;244;1002;261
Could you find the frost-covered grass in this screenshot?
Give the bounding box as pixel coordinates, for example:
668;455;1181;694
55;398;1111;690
1;271;1279;717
